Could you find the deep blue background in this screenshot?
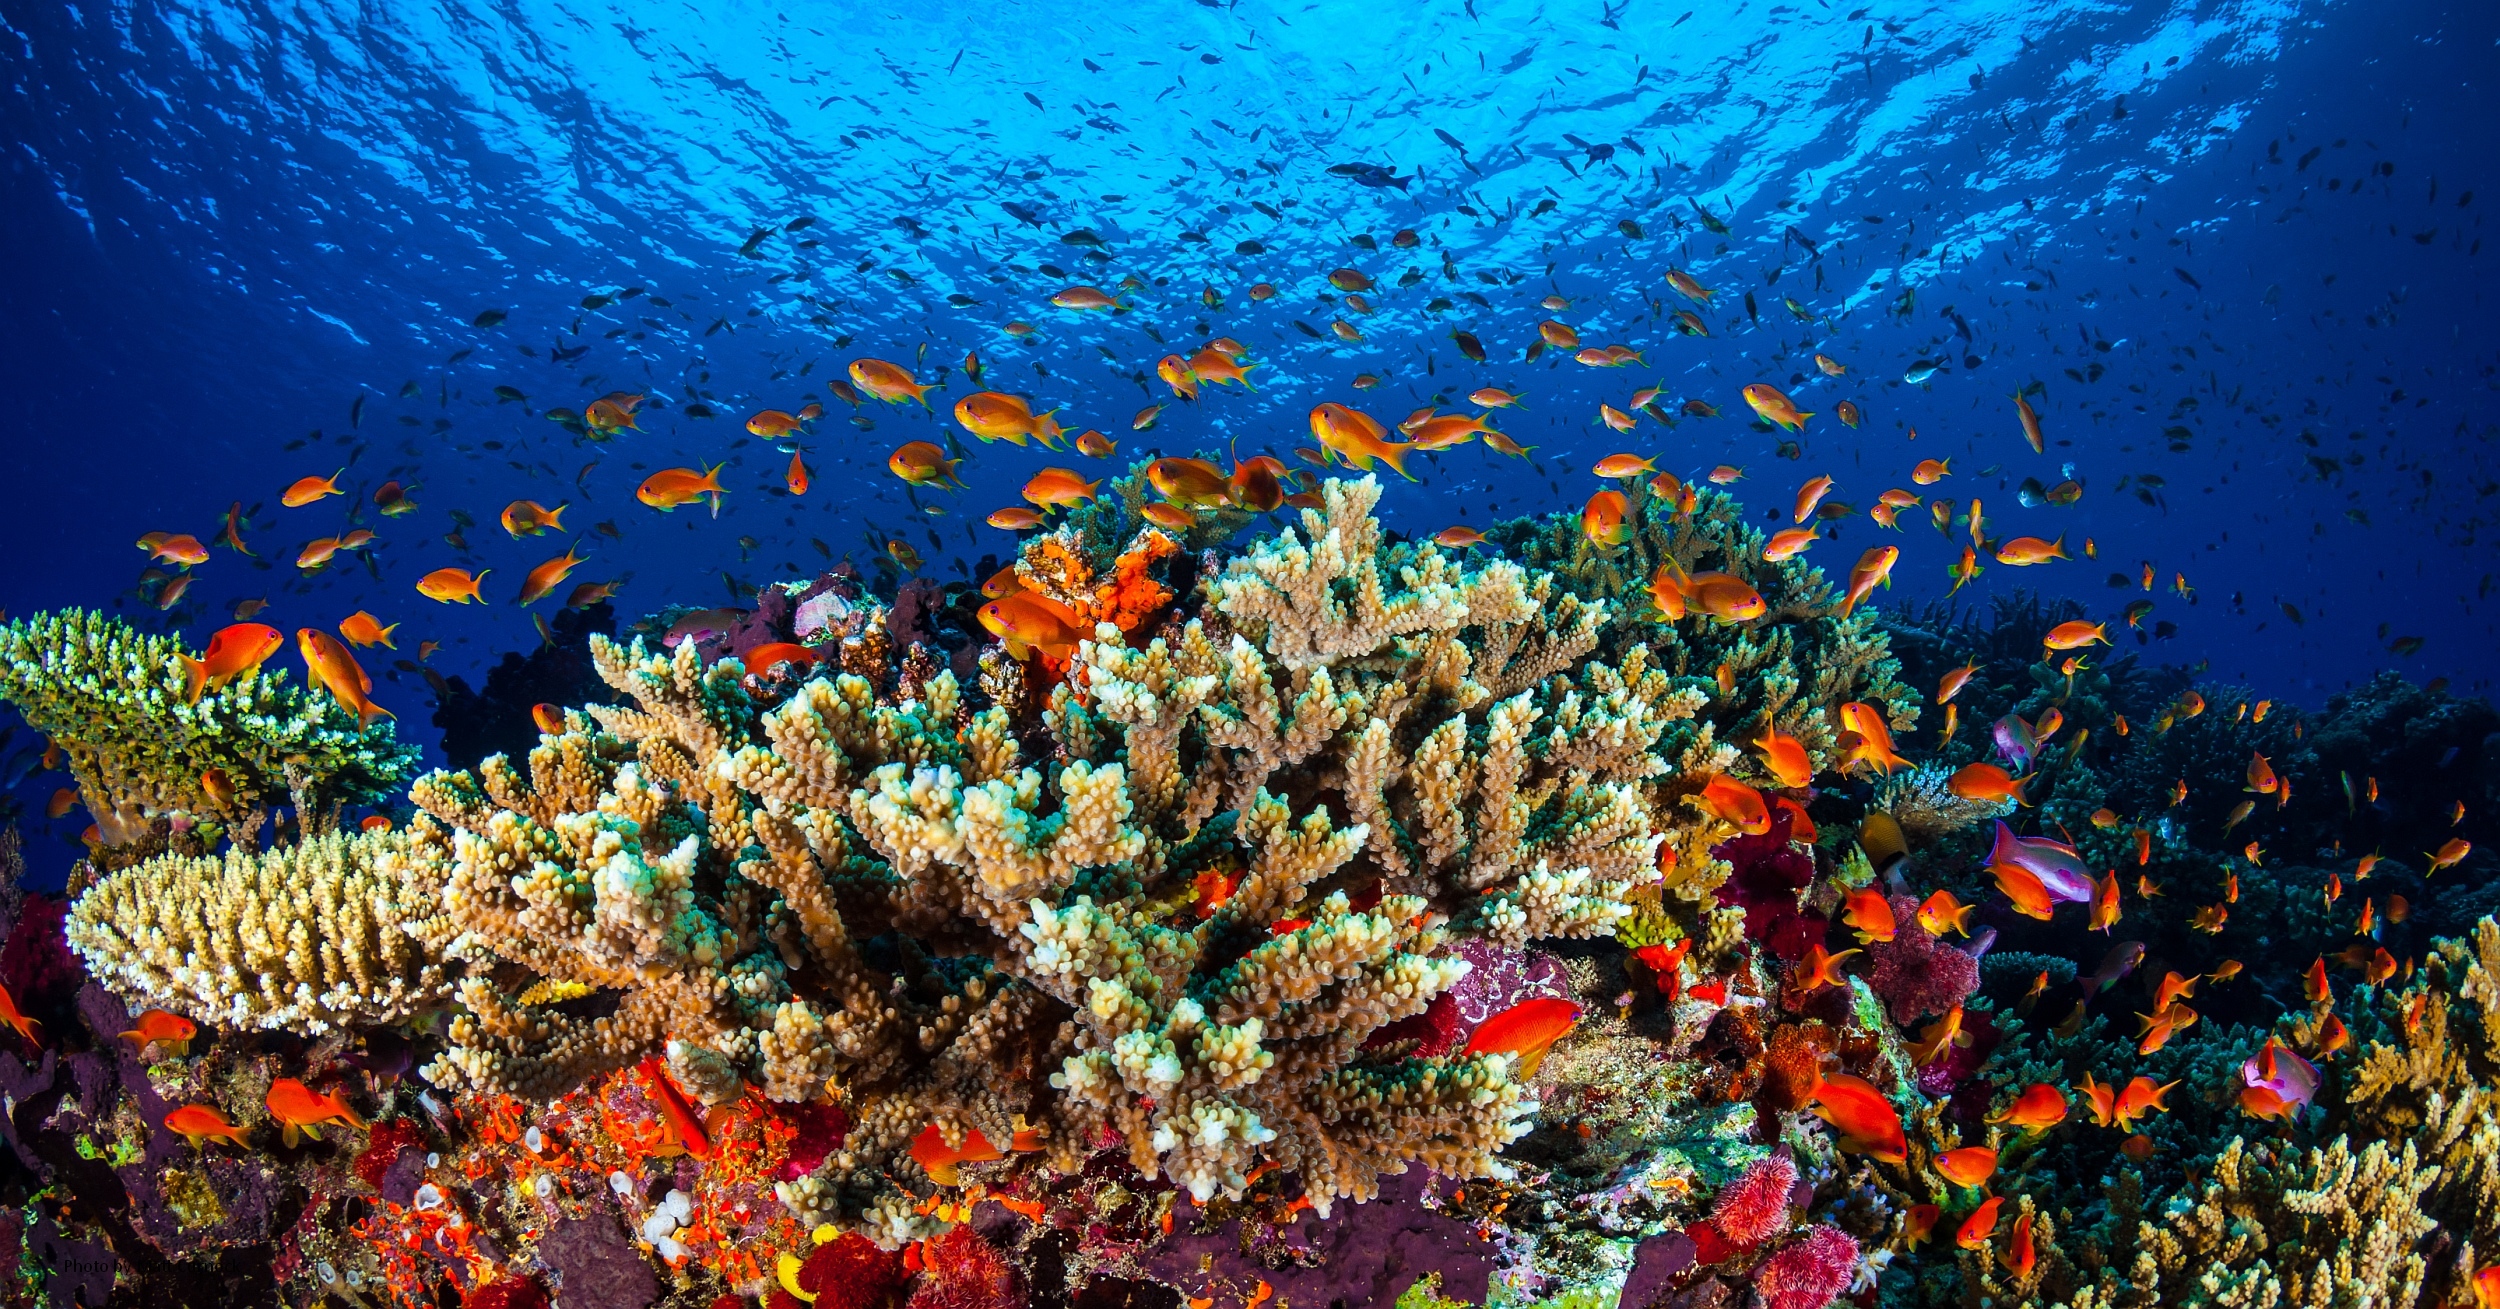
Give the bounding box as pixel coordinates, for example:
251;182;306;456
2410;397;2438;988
2;0;2495;884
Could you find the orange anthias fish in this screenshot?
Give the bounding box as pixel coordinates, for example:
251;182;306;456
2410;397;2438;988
265;1078;365;1147
637;464;727;514
499;499;567;538
0;982;42;1047
1917;890;1976;938
1023;468;1102;508
1937;661;1979;704
1988;1083;2069;1134
337;611;398;649
1905;1204;1942;1247
2077;1071;2118;1126
1793;475;1836;524
298;628;390;727
1908;1005;1971;1066
139;531;211;566
164;1104;252;1151
1811;1073;1906;1161
1934;1145;1997;1189
1838;702;1910;775
1697;775;1770;834
1461;997;1581;1078
910;1123;1003;1186
177;621;285;702
988;508;1045;531
954;391;1066;448
1751;727;1814;788
2089;870;2122;933
1742;383;1813;432
2043;620;2108;650
1763;526;1820;562
1309;403;1417;479
281;469;345;507
1995;535;2071;566
2113;1076;2176;1130
1948;763;2031;806
2013;391;2046;453
517;545;589;606
889;441;967;489
978;593;1092;661
1654;559;1767;623
1992;861;2058;921
1147;457;1231;506
416;567;489;604
1835;546;1899;618
786;448;810;496
643;1061;715;1160
2008;1210;2038;1277
850;358;933;406
119;1008;197;1056
1841;887;1897;943
1434;527;1486;549
1796;943;1861;991
1582;490;1633;547
1593;452;1658;479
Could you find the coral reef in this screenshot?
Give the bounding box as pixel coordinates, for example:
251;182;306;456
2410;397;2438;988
9;480;2493;1309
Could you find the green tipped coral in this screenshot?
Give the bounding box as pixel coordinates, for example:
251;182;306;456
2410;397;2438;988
0;609;417;844
1490;482;1918;773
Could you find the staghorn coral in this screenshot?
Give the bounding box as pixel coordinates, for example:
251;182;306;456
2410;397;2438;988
375;477;1751;1238
0;610;417;845
64;827;454;1033
1870;764;2010;847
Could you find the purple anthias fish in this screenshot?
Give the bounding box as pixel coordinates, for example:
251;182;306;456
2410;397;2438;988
2080;940;2145;995
2242;1038;2321;1113
1992;715;2039;770
1987;821;2096;903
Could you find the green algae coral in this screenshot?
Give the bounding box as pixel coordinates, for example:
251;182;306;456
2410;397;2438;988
66;827;455;1033
0;609;417;845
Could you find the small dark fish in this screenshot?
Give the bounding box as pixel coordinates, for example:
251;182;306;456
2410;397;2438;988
1327;162;1411;190
472;309;508;328
2081;941;2145;996
737;227;772;256
1451;330;1486;362
581;293;614;310
2172;267;2202;290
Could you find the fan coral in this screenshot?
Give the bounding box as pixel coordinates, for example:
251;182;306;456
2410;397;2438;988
0;609;417;846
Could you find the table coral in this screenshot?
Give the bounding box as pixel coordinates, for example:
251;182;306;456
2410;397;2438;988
65;827;454;1033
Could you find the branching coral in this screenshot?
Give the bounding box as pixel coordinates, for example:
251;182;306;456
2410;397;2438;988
0;610;417;845
64;828;454;1032
379;478;1731;1237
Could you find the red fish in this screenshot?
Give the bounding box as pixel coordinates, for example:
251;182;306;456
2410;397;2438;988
1841;887;1896;943
1987;1083;2068;1135
265;1078;365;1147
1955;1196;2003;1250
2113;1076;2175;1130
1934;1145;1997;1189
119;1009;197;1056
2007;1210;2037;1277
165;1103;251;1150
1810;1073;1906;1161
642;1060;714;1160
1796;944;1860;991
1697;776;1769;834
0;982;41;1047
1462;998;1581;1078
742;643;818;676
910;1123;1003;1186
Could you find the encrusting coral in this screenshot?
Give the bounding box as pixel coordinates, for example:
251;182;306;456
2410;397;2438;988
0;609;417;847
63;827;455;1033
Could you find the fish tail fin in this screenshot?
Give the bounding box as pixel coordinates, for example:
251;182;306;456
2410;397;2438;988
1370;442;1419;481
1834;594;1855;619
178;655;207;704
1795;411;1816;426
544;505;566;532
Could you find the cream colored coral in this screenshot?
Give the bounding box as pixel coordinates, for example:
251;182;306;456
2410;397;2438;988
67;828;452;1033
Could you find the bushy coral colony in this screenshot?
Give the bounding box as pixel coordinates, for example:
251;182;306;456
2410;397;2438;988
0;470;2494;1309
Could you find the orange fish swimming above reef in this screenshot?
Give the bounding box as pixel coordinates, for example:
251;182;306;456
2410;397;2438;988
1461;998;1581;1078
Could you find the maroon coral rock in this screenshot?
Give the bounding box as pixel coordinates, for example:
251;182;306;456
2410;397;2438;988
464;1276;552;1309
1711;811;1814;947
0;895;80;1009
1707;1151;1797;1247
1753;1224;1859;1309
1364;991;1461;1057
776;1101;850;1182
1863;894;1979;1024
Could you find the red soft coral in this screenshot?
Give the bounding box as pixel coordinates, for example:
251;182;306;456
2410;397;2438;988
464;1277;551;1309
801;1233;909;1309
1863;894;1978;1023
1708;1151;1797;1246
1754;1224;1859;1309
1711;810;1816;951
906;1228;1023;1309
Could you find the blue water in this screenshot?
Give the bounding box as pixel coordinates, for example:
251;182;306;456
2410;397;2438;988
2;0;2494;880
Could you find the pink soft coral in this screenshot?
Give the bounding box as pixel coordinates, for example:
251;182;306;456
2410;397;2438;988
1863;893;1977;1023
1754;1224;1859;1309
1708;1152;1797;1246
